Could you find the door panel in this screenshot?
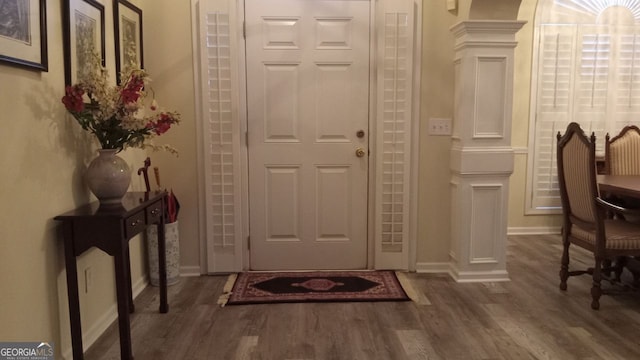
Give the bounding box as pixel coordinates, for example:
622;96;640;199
263;64;300;141
246;0;370;270
316;166;352;240
265;166;300;240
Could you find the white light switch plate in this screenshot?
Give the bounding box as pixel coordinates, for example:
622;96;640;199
428;118;452;136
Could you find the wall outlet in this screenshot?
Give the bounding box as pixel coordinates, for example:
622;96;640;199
428;118;452;136
84;267;93;294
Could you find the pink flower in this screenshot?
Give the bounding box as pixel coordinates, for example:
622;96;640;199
121;75;145;104
125;75;145;92
61;85;85;112
154;121;172;135
150;99;158;111
147;113;176;135
121;88;141;104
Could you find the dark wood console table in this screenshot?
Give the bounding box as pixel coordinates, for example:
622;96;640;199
54;191;169;360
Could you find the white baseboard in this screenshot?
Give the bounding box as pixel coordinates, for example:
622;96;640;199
449;269;510;283
415;262;450;274
416;262;511;282
507;226;561;235
62;276;149;360
180;266;201;277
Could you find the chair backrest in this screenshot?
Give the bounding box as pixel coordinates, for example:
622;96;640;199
604;125;640;175
557;122;599;226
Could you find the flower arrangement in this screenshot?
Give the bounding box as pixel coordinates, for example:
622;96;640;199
61;49;180;154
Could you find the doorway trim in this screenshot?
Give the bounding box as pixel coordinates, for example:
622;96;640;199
192;0;421;273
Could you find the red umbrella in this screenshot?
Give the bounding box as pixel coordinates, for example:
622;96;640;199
167;190;180;223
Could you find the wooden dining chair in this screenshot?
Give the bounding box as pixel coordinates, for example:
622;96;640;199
556;122;640;309
602;125;640;220
604;125;640;175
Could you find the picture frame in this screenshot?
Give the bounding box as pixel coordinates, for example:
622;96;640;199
114;0;143;84
0;0;48;71
63;0;105;86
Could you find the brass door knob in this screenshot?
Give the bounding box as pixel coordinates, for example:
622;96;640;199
355;148;366;157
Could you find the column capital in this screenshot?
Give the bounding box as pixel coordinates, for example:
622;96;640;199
451;20;526;49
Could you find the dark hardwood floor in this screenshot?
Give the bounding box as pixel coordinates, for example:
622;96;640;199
85;235;640;359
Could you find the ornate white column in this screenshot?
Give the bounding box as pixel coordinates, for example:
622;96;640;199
449;20;525;282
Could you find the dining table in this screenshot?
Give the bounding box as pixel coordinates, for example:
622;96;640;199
597;175;640;199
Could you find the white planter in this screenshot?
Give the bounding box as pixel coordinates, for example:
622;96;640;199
146;221;180;286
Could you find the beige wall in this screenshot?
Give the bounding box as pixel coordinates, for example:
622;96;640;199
0;0;149;357
140;1;200;274
417;0;457;264
0;0;563;357
510;0;563;230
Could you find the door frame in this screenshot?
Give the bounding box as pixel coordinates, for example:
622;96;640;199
193;0;422;273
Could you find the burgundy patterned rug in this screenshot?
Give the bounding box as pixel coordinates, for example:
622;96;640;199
225;270;409;305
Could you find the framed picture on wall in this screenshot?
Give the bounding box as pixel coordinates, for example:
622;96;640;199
63;0;105;86
114;0;143;84
0;0;48;71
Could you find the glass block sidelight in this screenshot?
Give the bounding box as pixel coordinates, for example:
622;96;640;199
378;12;411;253
205;13;236;249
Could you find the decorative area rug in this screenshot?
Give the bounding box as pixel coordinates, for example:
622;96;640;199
220;270;410;306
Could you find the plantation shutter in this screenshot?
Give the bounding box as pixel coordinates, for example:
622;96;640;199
573;25;610;150
529;23;640;212
614;29;640;127
198;3;244;272
375;0;414;269
530;25;576;210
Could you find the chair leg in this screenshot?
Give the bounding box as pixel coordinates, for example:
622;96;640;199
559;238;570;291
613;256;627;282
591;257;602;310
603;259;612;278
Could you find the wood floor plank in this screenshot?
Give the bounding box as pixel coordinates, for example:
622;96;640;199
483;303;569;360
234;336;258;360
567;327;626;360
395;329;438;360
84;235;640;360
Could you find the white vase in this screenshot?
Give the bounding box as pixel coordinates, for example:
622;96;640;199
146;221;180;286
86;149;131;205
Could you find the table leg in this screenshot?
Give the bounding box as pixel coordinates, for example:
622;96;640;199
125;243;135;313
62;223;84;360
114;253;134;360
158;217;169;313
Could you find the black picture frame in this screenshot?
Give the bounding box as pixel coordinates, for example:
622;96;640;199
0;0;48;71
114;0;143;84
63;0;105;86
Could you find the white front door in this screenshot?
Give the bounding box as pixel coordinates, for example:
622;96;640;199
246;0;371;270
